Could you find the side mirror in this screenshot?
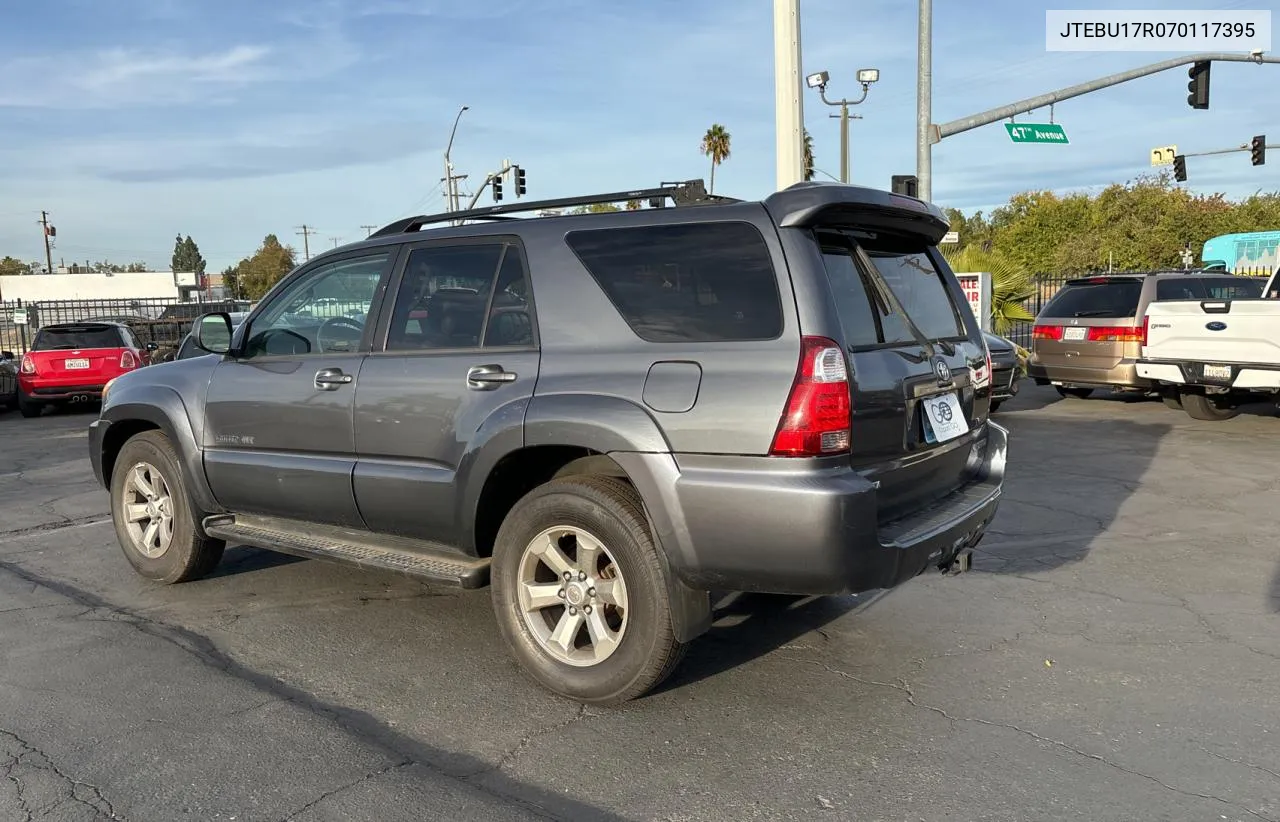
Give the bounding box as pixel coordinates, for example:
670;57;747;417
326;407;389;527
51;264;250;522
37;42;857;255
193;312;234;355
145;342;159;352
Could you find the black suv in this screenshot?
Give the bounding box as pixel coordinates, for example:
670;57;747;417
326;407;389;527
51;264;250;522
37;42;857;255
88;181;1007;704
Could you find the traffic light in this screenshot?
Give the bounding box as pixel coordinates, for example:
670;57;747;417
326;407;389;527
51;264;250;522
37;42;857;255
890;174;918;197
1173;154;1187;182
492;176;503;201
514;165;527;197
1187;61;1210;109
1251;134;1266;166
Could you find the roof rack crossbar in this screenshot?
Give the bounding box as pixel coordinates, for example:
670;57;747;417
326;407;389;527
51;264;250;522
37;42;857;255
370;179;735;238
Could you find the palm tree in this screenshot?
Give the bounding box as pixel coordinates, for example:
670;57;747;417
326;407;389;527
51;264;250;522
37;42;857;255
942;244;1037;338
700;124;731;195
802;129;815;182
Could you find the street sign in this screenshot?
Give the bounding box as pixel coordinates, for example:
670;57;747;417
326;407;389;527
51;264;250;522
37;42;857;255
12;309;27;325
954;272;993;332
1005;123;1069;144
941;231;959;244
1150;145;1178;166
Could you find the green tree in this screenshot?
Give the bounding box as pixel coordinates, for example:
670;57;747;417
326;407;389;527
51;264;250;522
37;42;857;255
236;234;296;300
570;203;623;214
0;256;27;277
625;199;642;211
125;261;149;272
699;123;731;195
221;265;242;299
942;245;1037;336
802;128;815;182
171;234;207;278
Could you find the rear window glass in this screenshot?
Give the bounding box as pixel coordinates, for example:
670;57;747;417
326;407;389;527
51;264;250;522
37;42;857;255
864;250;964;341
565;222;783;342
33;325;123;350
1155;276;1263;301
1041;280;1143;319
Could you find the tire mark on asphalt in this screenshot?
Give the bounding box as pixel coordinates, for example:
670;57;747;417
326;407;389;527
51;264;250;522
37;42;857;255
0;557;623;822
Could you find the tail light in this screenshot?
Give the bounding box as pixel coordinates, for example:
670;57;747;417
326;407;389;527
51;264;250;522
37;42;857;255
1086;326;1144;342
769;336;852;457
19;354;35;375
120;350;137;369
1031;325;1063;341
971;346;992;388
1141;315;1150;345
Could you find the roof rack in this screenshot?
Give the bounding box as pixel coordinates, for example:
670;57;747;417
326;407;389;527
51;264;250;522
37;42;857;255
370;179;734;238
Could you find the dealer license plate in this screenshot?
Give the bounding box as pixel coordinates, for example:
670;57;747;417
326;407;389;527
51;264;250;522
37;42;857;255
64;358;89;369
922;392;969;444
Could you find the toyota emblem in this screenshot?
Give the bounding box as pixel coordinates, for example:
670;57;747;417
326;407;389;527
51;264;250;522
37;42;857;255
934;360;952;383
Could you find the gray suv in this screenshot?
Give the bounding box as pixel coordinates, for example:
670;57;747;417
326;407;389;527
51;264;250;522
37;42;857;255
88;180;1008;704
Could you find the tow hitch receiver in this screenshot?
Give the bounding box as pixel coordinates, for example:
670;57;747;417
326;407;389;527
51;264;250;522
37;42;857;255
942;548;973;576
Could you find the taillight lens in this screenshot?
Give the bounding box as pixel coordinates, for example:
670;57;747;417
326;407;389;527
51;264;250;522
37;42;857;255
1086;326;1144;342
19;354;35;375
120;350;137;369
1031;324;1062;341
769;336;852;457
1141;315;1150;345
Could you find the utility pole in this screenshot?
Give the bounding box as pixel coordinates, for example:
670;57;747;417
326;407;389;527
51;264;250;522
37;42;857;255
329;236;341;249
38;211;55;275
812;73;877;183
916;0;933;202
360;224;377;238
773;0;804;190
829;113;864;181
295;224;315;261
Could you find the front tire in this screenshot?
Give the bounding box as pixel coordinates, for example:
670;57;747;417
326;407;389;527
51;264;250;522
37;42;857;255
490;475;686;704
1181;392;1239;421
110;430;225;583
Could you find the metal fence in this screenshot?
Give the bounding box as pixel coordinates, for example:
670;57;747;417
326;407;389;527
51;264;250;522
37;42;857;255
0;296;247;356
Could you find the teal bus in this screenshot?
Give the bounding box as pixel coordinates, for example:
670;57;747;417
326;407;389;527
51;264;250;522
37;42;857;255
1201;231;1280;274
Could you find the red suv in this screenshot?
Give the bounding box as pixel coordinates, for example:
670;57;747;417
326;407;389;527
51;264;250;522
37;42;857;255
17;321;155;418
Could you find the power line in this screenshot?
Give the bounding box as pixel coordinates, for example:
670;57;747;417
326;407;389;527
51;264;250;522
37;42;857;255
295;224;316;261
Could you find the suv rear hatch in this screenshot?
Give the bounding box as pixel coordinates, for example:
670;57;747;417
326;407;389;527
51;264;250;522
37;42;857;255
775;194;990;523
24;324;131;382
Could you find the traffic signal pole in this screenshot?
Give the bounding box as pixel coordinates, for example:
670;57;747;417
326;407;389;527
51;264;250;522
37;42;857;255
918;51;1280;203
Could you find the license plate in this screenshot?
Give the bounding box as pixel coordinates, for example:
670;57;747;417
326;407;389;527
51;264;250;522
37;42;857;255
1202;364;1232;381
1062;326;1087;341
922;392;969;444
64;358;89;369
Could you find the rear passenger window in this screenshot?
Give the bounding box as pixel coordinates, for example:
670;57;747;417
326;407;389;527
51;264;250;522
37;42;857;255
565;222;783;343
1156;276;1262;301
385;243;534;351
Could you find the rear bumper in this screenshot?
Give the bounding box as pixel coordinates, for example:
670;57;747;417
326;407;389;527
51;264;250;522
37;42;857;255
991;364;1020;401
19;381;106;401
627;423;1007;596
1027;359;1149;390
1137;359;1280;390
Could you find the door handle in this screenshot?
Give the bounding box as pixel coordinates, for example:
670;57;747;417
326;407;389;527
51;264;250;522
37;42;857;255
314;368;353;390
467;364;516;390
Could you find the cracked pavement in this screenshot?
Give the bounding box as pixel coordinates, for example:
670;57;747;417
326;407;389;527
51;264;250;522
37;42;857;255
1;388;1278;821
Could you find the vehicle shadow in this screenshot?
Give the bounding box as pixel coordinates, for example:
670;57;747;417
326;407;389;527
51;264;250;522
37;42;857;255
974;412;1169;575
208;546;306;579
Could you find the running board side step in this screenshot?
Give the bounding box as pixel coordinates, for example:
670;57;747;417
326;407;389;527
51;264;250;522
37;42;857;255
202;514;490;589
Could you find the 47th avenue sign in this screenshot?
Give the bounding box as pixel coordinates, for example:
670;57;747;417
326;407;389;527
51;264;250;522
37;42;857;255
1005;123;1070;144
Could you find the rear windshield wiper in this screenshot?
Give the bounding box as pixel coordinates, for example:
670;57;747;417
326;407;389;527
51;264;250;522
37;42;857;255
1073;309;1121;317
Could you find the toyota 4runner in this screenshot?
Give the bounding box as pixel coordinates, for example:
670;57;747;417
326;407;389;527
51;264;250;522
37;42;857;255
89;180;1008;704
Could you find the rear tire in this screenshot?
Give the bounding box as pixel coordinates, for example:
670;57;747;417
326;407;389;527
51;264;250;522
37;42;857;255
17;391;41;418
1161;392;1183;411
1181;392;1238;422
110;430;225;583
1055;386;1094;400
490;474;686;705
989;400;1003;413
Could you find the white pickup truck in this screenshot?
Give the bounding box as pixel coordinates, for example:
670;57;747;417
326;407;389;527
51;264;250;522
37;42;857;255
1136;269;1279;420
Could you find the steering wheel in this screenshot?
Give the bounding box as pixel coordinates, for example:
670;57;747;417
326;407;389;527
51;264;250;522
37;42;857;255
316;316;365;353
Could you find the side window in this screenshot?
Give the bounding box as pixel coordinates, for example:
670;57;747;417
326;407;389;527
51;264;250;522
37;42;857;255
386;243;532;352
565;222;784;343
242;253;390;359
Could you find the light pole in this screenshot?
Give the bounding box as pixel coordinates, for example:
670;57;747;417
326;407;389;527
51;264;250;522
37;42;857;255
806;68;879;183
917;0;932;202
773;0;805;190
443;105;469;212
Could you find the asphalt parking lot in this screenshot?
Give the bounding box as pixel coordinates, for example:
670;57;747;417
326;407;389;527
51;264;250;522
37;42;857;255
2;386;1278;822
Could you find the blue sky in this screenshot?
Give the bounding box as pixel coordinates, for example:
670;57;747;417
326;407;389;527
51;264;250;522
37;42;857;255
0;0;1276;273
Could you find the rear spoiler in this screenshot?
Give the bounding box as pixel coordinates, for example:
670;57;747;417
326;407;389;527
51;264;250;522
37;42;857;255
763;182;949;245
